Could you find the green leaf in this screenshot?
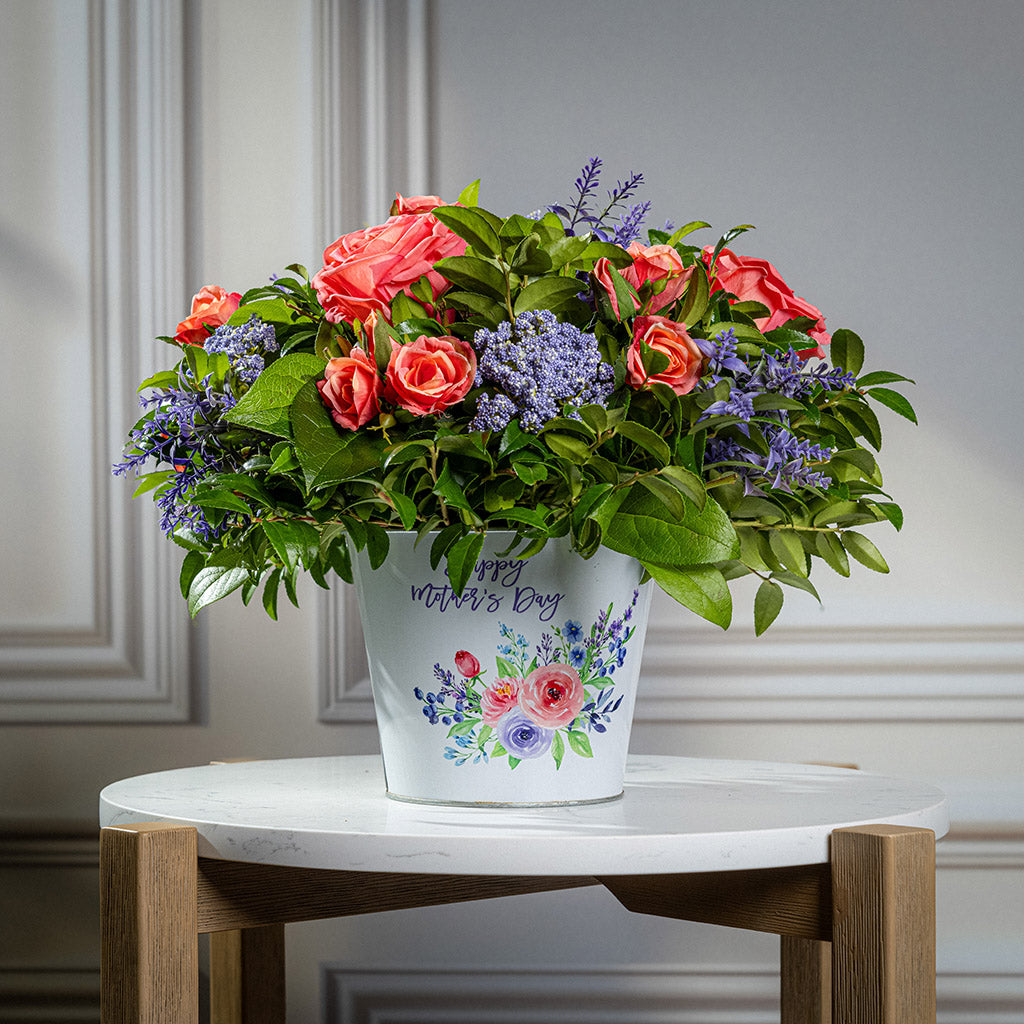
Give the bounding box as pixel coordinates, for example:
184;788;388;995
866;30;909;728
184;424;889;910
290;380;384;489
866;387;918;424
432;205;502;256
446;531;484;595
187;554;250;616
841;530;890;573
433;255;508;302
456;179;480;206
593;487;738;566
658;465;706;511
642;562;733;629
873;501;904;531
226;297;303;328
829;329;865;376
179;550;204;600
544;432;592;464
566;730;593;759
262;519;320;574
754;579;784;636
434;462;473;512
615;420;671;466
636;474;687;520
513;276;587;316
676;264;710;327
856;370;916;387
261;567;282;620
768;529;809;576
224;353;326;437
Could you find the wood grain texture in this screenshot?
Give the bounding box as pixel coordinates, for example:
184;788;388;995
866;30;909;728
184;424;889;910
600;862;832;940
197;858;598;933
210;925;286;1024
100;823;199;1024
781;935;831;1024
831;825;936;1023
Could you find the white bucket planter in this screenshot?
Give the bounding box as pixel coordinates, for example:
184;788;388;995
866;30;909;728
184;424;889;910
351;531;653;806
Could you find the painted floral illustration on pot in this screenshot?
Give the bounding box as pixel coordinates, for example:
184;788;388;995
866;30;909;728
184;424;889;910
413;589;641;769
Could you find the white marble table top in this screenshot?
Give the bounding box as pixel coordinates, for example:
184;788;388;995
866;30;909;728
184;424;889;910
99;755;948;876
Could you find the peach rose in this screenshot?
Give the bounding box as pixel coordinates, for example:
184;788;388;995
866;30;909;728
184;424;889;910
481;678;521;725
626;315;705;395
317;348;383;430
384;335;476;416
622;242;696;314
707;247;831;358
312;207;466;325
518;664;585;729
174;285;241;347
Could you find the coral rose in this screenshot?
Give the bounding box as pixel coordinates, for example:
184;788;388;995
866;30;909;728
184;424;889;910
626;315;704;395
707;247;831;358
312;207;466;325
390;193;445;215
622;243;695;314
480;678;521;725
174;285;241;347
317;348;383;430
384;335;476;416
518;664;585;729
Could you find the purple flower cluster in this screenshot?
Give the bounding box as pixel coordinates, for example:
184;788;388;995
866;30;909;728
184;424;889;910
205;315;278;385
697;332;855;495
548;157;650;247
113;365;241;537
470;310;615;433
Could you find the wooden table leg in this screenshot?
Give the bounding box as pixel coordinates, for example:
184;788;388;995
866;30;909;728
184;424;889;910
100;823;199;1024
781;934;831;1023
831;825;936;1023
210;924;287;1024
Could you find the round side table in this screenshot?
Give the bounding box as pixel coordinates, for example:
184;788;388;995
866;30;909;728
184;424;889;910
99;755;948;1023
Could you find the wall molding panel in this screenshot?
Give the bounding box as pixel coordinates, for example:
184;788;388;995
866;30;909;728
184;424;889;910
0;0;194;722
322;963;1024;1024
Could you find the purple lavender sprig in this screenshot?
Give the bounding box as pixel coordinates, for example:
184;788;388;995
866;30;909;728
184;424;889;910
548;159;650;245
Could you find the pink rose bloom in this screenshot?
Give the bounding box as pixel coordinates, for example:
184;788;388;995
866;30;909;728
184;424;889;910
622;243;695;314
706;247;831;359
384;335;476;416
390;193;445;215
312;207;466;325
518;664;585;729
626;315;705;395
454;650;480;678
480;678;521;725
174;285;241;347
317;348;383;430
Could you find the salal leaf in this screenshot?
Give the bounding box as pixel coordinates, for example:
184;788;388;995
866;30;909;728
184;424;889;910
446;531;484;595
866;386;918;424
224;353;326;437
593;487;738;566
513;277;585;315
642;562;733;630
434;255;508;302
615;420;671;466
830;329;865;376
432;205;502;256
187;552;250;617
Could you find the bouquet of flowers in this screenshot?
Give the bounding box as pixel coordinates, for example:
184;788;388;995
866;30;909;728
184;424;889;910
116;158;915;633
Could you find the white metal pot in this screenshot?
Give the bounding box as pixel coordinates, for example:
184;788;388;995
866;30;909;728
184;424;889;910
351;531;653;806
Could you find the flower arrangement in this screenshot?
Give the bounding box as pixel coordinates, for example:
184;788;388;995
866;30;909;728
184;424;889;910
117;158;915;634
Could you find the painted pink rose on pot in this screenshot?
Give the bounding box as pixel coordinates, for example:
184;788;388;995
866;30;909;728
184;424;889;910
707;247;831;359
480;678;521;725
312;205;466;325
518;664;585;729
626;315;705;395
317;348;383;430
174;285;241;347
384;335;476;416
